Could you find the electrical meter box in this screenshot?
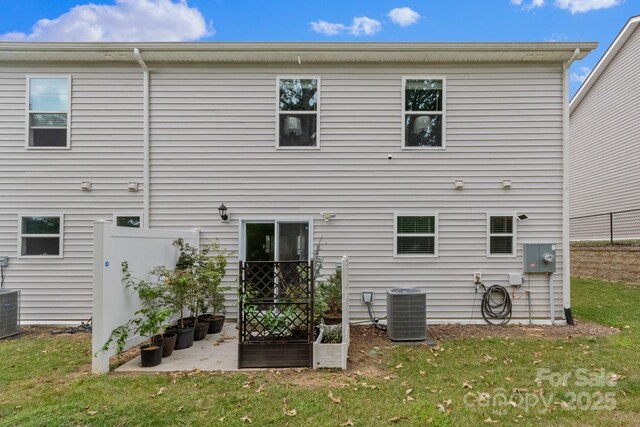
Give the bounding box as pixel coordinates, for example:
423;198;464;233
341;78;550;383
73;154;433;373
523;244;556;273
0;256;8;267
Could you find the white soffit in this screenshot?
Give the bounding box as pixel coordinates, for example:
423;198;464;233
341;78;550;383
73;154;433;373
0;42;596;65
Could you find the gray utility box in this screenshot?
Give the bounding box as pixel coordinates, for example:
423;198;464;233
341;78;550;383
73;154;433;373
523;243;557;273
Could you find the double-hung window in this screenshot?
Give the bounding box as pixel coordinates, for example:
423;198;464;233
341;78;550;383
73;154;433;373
27;77;70;148
19;215;63;257
395;214;437;256
403;78;445;148
277;77;319;148
487;215;516;256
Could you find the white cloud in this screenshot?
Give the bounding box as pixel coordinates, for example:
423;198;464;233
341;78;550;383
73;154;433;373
554;0;622;13
0;0;213;42
309;20;346;36
388;7;421;27
571;66;592;83
350;17;382;36
310;16;382;37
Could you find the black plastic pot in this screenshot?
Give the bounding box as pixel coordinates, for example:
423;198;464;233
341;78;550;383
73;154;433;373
323;314;342;325
170;326;194;350
161;333;177;358
193;321;210;341
208;315;225;334
140;344;163;367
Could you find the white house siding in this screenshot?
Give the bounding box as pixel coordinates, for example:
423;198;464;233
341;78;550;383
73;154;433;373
570;26;640;236
0;61;567;323
0;65;143;322
148;63;566;322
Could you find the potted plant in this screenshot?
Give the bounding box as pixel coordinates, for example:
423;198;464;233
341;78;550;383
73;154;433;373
102;262;172;367
317;270;342;325
194;242;228;334
158;264;195;350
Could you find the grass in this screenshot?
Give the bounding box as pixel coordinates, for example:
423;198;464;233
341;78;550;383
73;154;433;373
0;278;638;426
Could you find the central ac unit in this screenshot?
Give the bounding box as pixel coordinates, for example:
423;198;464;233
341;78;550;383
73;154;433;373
0;289;20;339
387;287;426;341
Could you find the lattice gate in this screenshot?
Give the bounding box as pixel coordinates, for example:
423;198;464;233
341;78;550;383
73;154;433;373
238;260;314;368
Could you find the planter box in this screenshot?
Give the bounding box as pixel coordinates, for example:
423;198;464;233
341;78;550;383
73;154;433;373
238;342;312;369
313;327;348;369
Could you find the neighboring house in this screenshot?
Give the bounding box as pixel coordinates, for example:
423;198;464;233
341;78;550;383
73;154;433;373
0;42;594;324
570;16;640;241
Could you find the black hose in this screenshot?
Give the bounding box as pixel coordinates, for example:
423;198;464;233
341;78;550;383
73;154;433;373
481;285;512;325
366;301;386;330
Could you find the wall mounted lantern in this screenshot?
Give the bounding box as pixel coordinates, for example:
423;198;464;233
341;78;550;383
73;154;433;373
218;203;229;222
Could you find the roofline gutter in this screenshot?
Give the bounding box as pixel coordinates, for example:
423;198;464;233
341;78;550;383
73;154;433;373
133;48;150;228
562;48;580;322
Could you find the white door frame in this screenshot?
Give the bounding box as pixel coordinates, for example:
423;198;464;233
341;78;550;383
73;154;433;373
238;216;314;262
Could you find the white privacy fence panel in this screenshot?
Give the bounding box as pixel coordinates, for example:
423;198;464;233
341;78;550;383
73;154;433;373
91;221;199;374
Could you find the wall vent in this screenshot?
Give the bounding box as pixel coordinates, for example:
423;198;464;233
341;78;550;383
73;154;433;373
387;287;426;341
0;289;20;339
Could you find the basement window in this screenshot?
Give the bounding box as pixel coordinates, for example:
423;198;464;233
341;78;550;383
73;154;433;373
19;215;63;257
27;77;70;149
277;77;319;148
113;214;142;228
488;215;515;256
403;78;445;149
395;214;437;256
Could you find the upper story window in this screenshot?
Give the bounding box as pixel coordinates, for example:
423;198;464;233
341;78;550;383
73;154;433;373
19;215;63;257
277;78;319;148
27;77;70;149
403;78;445;149
395;214;438;257
487;215;516;257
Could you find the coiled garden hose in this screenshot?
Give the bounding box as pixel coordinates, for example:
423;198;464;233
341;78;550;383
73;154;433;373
480;284;513;326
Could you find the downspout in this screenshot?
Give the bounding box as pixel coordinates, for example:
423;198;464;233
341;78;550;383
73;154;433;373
562;48;579;325
134;48;150;228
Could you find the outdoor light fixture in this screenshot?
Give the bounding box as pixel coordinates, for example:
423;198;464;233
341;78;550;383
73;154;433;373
81;181;92;191
218;203;229;222
321;212;336;222
454;179;464;189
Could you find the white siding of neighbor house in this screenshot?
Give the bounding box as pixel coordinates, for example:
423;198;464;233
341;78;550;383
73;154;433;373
570;26;640;221
0;62;566;323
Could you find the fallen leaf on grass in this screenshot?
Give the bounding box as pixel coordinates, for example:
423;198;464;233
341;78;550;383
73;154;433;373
484;417;499;423
389;416;408;423
405;388;413;395
341;419;354;426
87;410;97;416
512;388;529;394
156;387;165;395
283;408;297;417
607;373;623;385
395;363;403;369
240;415;252;423
419;370;426;376
462;381;473;390
555;401;569;409
328;391;341;404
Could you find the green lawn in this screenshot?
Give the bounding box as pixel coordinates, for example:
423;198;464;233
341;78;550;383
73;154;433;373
1;278;638;426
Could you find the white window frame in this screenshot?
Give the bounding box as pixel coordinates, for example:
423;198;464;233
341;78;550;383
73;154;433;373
275;76;321;150
113;213;144;228
17;213;64;258
486;213;517;258
401;76;446;150
393;212;439;258
25;75;72;150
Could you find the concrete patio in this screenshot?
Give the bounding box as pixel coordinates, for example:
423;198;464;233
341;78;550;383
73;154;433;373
117;323;239;372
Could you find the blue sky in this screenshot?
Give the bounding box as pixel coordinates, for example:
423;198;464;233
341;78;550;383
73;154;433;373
1;0;638;96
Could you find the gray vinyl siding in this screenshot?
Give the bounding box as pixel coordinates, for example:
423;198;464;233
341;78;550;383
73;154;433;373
0;62;566;323
570;26;640;223
0;65;143;322
149;63;565;322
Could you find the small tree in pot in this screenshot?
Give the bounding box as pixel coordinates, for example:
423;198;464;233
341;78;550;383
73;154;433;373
101;262;172;367
317;270;342;325
156;264;195;350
